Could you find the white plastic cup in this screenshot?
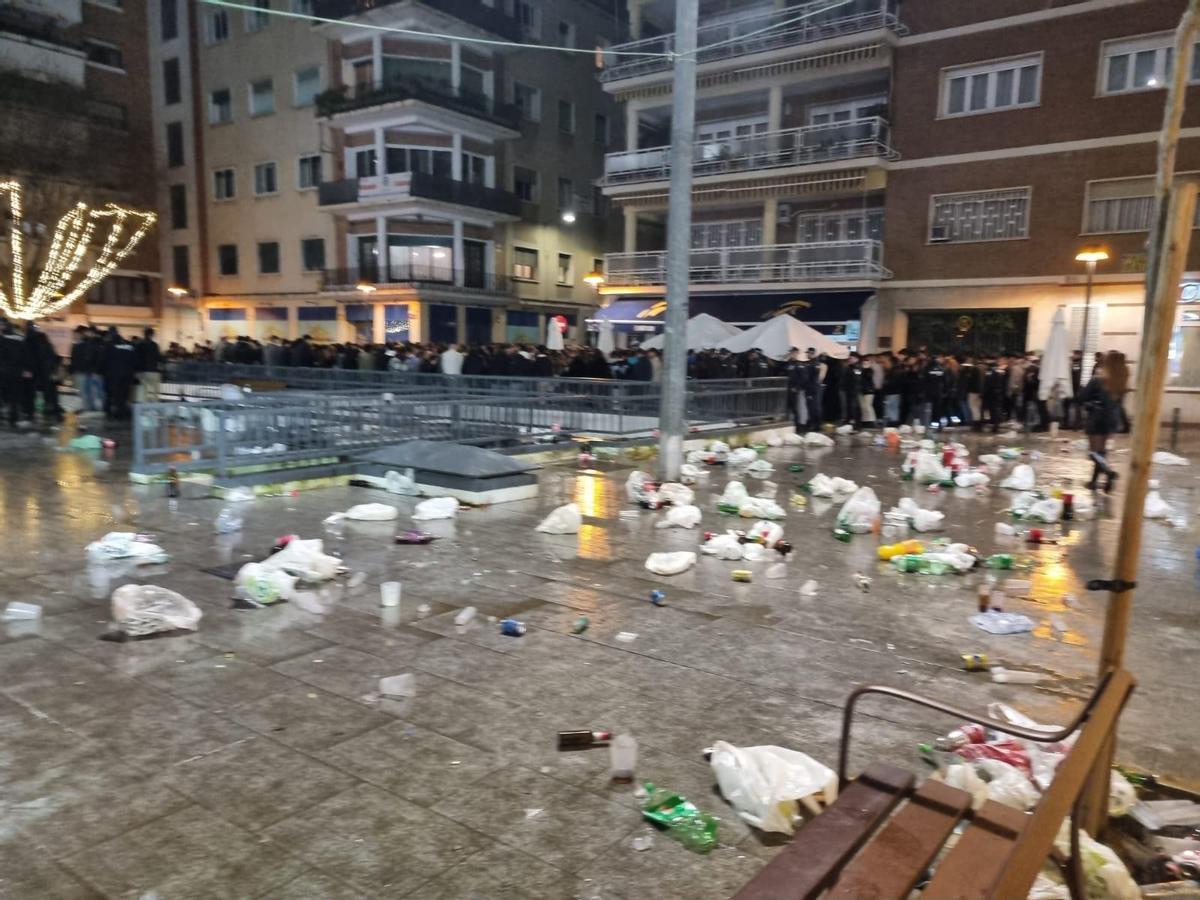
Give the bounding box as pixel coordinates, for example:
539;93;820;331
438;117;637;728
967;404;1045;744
610;733;638;783
3;601;41;620
380;581;401;608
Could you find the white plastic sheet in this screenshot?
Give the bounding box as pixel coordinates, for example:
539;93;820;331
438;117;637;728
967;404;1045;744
1152;450;1190;466
655;504;702;530
86;532;169;565
111;584;202;636
1000;464;1036;490
728;447;758;466
738;497;786;519
954;470;990;488
702;533;745;560
1145;481;1172;519
719;481;749;506
384;468;419;495
644;551;696;575
344;503;399;521
412;497;458;521
658;483;695;506
709;741;838;834
1027;498;1064;523
536;503;583;534
806;474;858;498
803;432;834;447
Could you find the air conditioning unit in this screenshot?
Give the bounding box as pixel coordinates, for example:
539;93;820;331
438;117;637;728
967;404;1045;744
776;202;792;224
929;225;950;243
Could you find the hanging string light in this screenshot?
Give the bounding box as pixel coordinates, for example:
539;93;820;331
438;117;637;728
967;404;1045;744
0;181;156;321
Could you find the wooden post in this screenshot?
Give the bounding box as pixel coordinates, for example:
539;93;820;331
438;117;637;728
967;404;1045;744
1079;1;1200;834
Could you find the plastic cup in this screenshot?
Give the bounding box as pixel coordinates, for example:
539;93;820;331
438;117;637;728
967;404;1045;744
380;581;401;608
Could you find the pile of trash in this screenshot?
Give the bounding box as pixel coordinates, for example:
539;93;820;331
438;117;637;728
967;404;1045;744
86;532;170;566
235;536;343;605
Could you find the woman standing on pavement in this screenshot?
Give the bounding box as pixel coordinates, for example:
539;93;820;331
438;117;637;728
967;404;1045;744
1079;350;1128;493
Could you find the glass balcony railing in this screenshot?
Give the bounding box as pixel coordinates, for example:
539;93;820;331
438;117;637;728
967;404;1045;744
323;265;512;294
604;117;894;186
599;0;900;83
316;75;520;129
604;240;890;286
318;171;521;216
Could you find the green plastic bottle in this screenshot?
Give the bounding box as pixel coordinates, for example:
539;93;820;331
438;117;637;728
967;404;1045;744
984;553;1015;569
833;527;852;543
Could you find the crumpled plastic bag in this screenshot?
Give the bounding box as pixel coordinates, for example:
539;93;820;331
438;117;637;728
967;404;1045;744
708;440;730;455
656;504;701;530
224;487;256;504
738;497;786;520
954;470;990;488
384;468;419;495
728;447;758;466
1152;450;1190;466
658;483;695;506
1109;770;1137;817
807;474;858;498
978;453;1003;468
1027;498;1063;523
68;433;104;451
626;470;652;501
971;611;1035;634
344;503;399;521
536;502;582;534
746;520;783;548
922;550;976;573
910;451;950;483
702;532;745;560
1000;464;1036;490
719;481;749;506
86;532;169;565
892;498;944;532
766;435;783;448
838;487;880;532
709;741;838;834
644;551;696;575
783;432;805;446
803;432;834;447
746;459;773;475
1145;482;1171;518
978;759;1041;810
680;463;702;482
413;497;458;521
235;562;298;604
111;584;202;636
1054;821;1140;900
835;423;854;435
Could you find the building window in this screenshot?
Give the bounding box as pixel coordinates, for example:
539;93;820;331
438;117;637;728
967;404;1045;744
213;167;236;200
513;165;538;202
513;247;538;279
1100;32;1200;95
254;161;278;195
205;9;229;44
383;147;452;178
87;276;151;307
462;152;487;185
353;148;378;178
166;121;184;168
558;19;576;48
258;241;280;274
218;244;239;276
592;257;604;276
289;0;312;12
163;58;181;104
558;99;575;134
294;66;320;106
161;0;178;40
169;184;187;229
515;0;539;38
297;154;322;189
172;245;190;288
594;112;608;147
512;81;540;122
941;53;1041;117
248;78;275;116
558;176;573;211
245;0;270;33
808;95;887;125
301;237;326;271
929;187;1031;243
209;87;232;124
557;253;573;284
82;39;125;72
1083;175;1200;232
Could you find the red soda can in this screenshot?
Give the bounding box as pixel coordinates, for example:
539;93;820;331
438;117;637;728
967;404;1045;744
1027;528;1043;544
942;447;955;466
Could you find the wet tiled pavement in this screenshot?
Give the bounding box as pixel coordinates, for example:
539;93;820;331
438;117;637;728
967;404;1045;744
1;420;1198;898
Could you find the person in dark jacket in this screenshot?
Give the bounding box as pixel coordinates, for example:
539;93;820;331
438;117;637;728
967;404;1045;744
1022;356;1049;431
783;347;810;430
1064;350;1084;429
743;349;771;380
978;355;1007;434
803;348;823;425
135;327;162;402
70;326;105;413
1079;350;1127;492
102;328;137;419
0;319;33;426
26;325;62;421
840;352;863;428
959;354;983;426
291;336;314;367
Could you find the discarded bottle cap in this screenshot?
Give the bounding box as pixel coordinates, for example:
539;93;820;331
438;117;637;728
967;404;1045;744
648;590;666;606
499;618;526;637
731;570;752;582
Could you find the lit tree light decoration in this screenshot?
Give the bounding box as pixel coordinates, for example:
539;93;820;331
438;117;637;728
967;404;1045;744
0;181;156;321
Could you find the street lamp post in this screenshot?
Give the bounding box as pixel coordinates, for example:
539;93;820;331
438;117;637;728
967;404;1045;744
1074;248;1109;377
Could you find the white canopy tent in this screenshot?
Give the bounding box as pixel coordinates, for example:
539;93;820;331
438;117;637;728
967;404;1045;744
718;314;850;360
638;313;740;351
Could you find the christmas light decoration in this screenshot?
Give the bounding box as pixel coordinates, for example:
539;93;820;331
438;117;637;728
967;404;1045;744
0;181;156;321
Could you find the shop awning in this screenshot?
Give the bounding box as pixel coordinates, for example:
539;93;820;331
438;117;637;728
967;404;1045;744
589;299;664;323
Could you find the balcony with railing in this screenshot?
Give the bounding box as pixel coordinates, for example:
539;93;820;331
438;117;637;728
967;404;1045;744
599;0;900;83
604;240;890;287
604;117;894;187
316;76;520;130
318;171;521;217
312;0;522;42
323;263;512;295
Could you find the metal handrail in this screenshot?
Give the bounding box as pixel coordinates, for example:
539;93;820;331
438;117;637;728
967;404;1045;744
599;0;901;82
604;240;889;286
316;75;521;129
604;118;894;185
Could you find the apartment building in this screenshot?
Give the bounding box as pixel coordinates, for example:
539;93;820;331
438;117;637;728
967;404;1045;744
0;0;159;341
596;0;901;343
150;0;619;347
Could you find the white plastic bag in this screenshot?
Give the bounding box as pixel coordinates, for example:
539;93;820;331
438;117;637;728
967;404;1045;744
738;497;786;520
702;532;745;560
746;520;783;548
86;532;169;565
835;423;854;435
1053;821;1139;900
413;497;458;521
807;474;858;498
954;470;990;488
893;498;944;533
838;487;880;532
644;551;696;575
1000;464;1036;490
1027;498;1064;523
977;759;1041;810
235;562;297;604
111;584;202;636
536;502;582;534
913;451;950;484
710;741;838;834
708;440;730;454
1144;481;1171;518
783;432;805;446
728;447;758;466
978;453;1003;468
384;468;419;495
655;504;701;530
803;432;834;447
658;483;695;506
344;503;400;521
625;470;652;501
746;459;773;475
766;435;783;448
1152;450;1190;466
719;481;749;506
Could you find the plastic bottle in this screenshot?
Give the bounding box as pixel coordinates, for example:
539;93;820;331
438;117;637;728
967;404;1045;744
933;723;986;751
991;667;1043;684
877;539;924;560
610;734;638;783
984;553;1015;569
214;507;242;533
454;606;477;626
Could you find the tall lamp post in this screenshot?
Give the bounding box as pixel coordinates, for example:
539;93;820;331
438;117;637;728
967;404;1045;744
1074;247;1109;376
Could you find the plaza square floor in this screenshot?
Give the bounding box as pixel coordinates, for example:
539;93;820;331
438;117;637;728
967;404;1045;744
0;419;1197;898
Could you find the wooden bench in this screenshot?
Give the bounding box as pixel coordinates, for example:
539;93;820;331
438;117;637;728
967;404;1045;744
736;669;1135;900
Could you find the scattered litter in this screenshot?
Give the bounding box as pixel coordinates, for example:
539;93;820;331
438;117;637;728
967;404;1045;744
703;532;745;560
1145;481;1172;519
86;532;169;565
395;530;436;544
854;573;872;592
800;580;818;597
631;834;654;852
805;474;858;498
536;503;583;534
380;582;401;608
499;618;527;637
731;569;753;583
1152;451;1190;466
3;601;41;621
214;507;243;534
658;482;695;505
384;468;419;495
615;631;638;642
66;434;103;451
970;611;1035;634
1000;464;1036;491
649;590;667;607
718;481;749;507
837;486;880;533
343;503;400;521
990;667;1044;684
454;606;477;626
413;497;458;521
642;784;719;853
802;432;834;447
709;741;837;834
644;551;697;575
571;616;589;634
738;497;787;519
110;585;202;638
379;673;415;698
728;447;759;466
655;504;701;530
